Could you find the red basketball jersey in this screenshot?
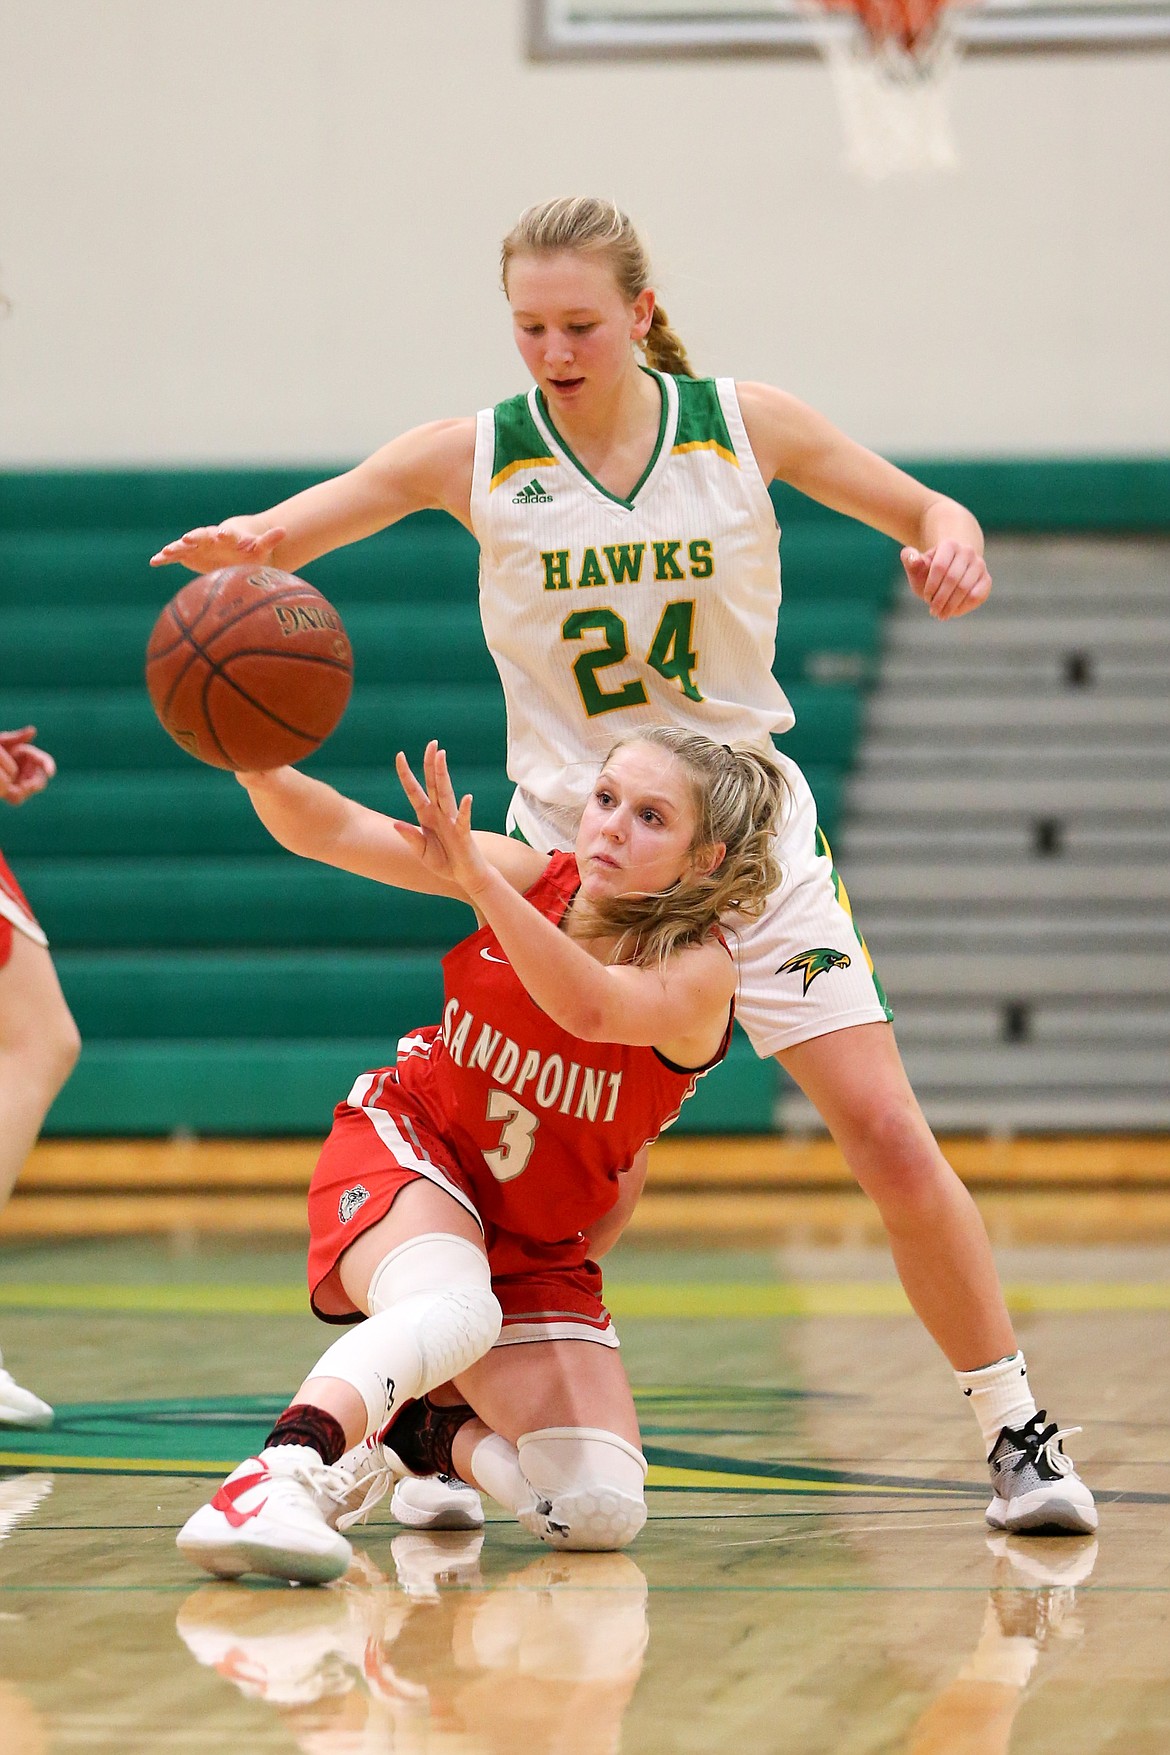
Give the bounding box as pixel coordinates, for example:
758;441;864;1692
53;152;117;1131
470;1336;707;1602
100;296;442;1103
395;852;731;1245
0;849;46;965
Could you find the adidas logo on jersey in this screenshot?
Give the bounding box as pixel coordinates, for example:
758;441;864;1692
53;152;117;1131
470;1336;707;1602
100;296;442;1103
513;477;553;505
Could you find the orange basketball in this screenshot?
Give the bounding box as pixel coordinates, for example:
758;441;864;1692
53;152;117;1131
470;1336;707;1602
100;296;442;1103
146;567;353;770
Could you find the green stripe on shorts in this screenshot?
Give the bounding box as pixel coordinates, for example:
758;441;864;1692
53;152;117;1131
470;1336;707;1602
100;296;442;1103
815;826;893;1022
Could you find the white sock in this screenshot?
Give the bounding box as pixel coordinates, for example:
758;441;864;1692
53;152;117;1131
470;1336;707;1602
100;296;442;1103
468;1432;531;1514
955;1351;1038;1454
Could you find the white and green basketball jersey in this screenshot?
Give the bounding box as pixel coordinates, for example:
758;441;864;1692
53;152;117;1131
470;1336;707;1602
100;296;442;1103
469;369;793;848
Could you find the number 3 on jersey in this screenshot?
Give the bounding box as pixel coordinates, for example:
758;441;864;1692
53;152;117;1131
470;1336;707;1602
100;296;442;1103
563;601;703;717
482;1088;539;1182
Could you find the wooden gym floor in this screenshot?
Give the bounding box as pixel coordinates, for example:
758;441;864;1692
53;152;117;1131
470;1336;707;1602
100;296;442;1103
0;1138;1168;1751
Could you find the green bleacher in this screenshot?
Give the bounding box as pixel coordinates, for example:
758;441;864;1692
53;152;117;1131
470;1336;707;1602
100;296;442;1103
0;472;899;1136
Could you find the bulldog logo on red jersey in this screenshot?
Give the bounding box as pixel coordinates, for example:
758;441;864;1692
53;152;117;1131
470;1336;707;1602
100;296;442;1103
338;1184;371;1224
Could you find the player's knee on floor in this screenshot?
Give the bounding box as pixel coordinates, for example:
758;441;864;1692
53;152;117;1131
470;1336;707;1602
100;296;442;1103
516;1427;648;1551
311;1234;501;1438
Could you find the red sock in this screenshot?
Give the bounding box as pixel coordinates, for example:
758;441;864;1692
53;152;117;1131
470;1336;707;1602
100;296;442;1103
264;1403;347;1465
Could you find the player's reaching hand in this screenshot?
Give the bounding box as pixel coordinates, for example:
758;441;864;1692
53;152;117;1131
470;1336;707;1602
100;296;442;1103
901;542;992;620
149;522;287;572
394;742;493;900
0;728;56;805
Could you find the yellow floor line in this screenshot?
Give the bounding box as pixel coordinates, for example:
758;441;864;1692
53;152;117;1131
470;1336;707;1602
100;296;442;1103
2;1281;1170;1317
0;1452;225;1475
0;1283;306;1315
645;1466;954;1494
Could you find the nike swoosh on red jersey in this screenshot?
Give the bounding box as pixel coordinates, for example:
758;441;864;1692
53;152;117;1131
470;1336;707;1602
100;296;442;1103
479;948;509;965
211;1468;269;1527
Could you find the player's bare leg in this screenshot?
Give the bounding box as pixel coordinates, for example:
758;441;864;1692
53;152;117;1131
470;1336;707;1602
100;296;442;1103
0;932;80;1427
443;1340;648;1551
456;1335;641;1452
0;933;80;1207
778;1020;1013;1369
778;1021;1096;1534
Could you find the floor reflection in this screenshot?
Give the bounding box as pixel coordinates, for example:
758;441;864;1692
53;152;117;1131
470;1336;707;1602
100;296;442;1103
0;1475;53;1755
176;1536;650;1754
172;1521;1102;1755
906;1533;1098;1755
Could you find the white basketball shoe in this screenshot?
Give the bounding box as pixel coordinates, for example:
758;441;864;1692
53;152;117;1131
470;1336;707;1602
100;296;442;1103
177;1445;357;1584
0;1353;53;1428
330;1433;407;1531
985;1412;1098;1536
331;1437;483;1533
391;1473;485;1531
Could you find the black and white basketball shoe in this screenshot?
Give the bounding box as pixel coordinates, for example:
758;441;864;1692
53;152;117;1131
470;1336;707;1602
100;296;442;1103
985;1411;1098;1536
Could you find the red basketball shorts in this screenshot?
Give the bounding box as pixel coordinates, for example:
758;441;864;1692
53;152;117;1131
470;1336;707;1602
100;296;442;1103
0;852;47;969
307;1068;616;1347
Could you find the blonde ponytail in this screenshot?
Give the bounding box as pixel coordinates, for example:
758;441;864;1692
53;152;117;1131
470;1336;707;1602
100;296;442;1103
644;303;695;378
501;196;696;378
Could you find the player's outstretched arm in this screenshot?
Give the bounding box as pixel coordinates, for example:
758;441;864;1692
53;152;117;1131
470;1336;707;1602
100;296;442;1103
148;417;477;577
235;762;542;903
399;744;737;1061
737;381;992;621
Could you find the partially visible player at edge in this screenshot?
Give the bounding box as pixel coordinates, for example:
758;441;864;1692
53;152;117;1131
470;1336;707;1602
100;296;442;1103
177;728;781;1582
0;728;81;1426
153;195;1096;1537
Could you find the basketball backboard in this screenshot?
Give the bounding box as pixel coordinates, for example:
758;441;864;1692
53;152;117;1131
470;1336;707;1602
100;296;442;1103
529;0;1170;54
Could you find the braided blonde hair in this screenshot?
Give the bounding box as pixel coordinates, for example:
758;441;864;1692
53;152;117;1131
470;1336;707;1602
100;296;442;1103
501;196;695;379
578;727;788;970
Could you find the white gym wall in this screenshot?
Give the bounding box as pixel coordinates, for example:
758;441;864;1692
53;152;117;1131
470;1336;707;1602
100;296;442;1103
0;0;1166;462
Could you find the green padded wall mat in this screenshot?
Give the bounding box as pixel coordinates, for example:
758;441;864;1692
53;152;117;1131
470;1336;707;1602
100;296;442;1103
43;1031;778;1136
0;765;842;858
0;600;885;689
0;684;860;774
53;951;444;1039
4;459;1169;530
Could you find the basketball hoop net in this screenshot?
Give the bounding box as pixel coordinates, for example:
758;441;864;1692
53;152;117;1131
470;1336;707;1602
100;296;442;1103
801;0;961;179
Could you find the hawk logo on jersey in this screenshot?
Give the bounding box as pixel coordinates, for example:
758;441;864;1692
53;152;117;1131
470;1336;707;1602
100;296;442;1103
338;1184;371;1224
513;477;553;505
777;948;852;994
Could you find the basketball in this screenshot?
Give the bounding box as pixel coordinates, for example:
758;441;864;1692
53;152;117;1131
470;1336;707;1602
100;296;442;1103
145;567;354;770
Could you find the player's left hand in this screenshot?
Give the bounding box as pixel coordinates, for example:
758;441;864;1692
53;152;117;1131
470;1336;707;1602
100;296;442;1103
394;740;492;897
0;727;56;805
901;543;992;620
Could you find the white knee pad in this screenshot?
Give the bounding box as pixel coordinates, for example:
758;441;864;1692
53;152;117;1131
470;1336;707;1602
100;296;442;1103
310;1233;501;1440
516;1427;648;1552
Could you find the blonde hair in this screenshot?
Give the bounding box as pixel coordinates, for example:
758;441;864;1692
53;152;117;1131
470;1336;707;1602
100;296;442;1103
501;196;695;379
579;726;788;970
